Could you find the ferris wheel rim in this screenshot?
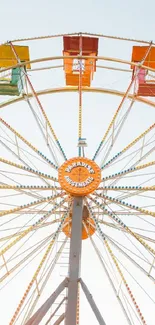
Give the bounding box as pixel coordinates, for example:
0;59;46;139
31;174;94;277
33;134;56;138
1;54;155;74
1;86;155;111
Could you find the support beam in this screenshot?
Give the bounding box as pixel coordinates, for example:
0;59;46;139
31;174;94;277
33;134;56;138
25;278;68;325
65;197;83;325
80;278;107;325
45;297;66;325
53;313;65;325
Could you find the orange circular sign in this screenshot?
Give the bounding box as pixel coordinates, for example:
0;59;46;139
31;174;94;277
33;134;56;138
58;157;101;196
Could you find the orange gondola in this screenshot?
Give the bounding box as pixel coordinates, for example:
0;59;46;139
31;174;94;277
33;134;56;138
63;36;98;86
131;46;155;96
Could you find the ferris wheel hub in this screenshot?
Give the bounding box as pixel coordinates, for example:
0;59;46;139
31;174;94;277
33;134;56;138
58;157;101;196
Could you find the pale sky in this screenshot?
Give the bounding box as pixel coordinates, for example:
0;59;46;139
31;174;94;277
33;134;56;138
0;1;155;325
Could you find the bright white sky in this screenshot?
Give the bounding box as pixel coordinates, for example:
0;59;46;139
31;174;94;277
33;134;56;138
0;1;155;325
0;0;155;42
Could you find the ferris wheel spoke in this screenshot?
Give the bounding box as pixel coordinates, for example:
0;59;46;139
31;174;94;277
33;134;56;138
0;196;67;258
8;204;71;325
97;235;148;323
0;237;67;325
0;217;61;242
0;157;58;184
0;199;57;232
0;231;55;283
76;282;80;325
97;204;155;262
25;74;67;162
24;96;60;167
108;212;155;245
92;78;136;161
0;228;62;294
96;185;155;208
0;199;67;243
108;170;155;199
0;246;46;301
101;122;155;171
0;117;58;171
0;219;54;272
0;184;61;219
84;201;148;324
2;230;53;266
102;183;155;206
0;188;61;208
78;34;83;157
109;243;155;304
0;209;65;216
110;143;155;177
22;236;67;323
103;240;148;325
98;224;155;266
114;190;155;202
0;184;61;190
0;134;39;172
100;99;135;166
92;41;154;164
0;137;33;170
0;130;58;173
98;220;155;244
85;205;154;265
101;161;155;182
88;232;145;325
0;157;56;194
9;41;67;163
89;207;153;270
0;191;65;219
96;186;155;205
102;232;155;282
93;192;155;218
91;206;153;217
89;195;155;259
89;235;137;325
97;185;155;192
0;172;51;201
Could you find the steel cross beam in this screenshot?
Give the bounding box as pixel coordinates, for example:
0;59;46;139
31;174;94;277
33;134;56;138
53;313;65;325
45;297;66;325
25;278;68;325
65;197;83;325
80;278;107;325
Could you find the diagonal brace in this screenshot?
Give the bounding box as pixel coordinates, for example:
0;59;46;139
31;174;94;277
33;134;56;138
80;278;107;325
53;313;65;325
25;278;68;325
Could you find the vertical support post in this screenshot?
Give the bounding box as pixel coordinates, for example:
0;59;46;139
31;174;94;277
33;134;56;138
65;197;83;325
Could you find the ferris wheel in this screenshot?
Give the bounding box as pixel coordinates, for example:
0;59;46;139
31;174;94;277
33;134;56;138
0;32;155;325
